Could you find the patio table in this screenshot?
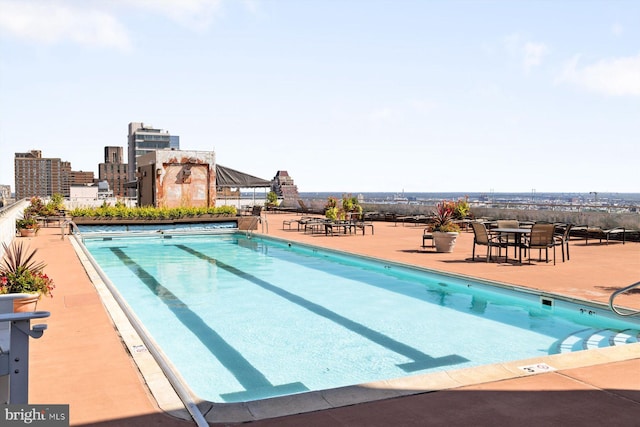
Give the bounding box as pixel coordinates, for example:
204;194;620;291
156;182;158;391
493;227;531;263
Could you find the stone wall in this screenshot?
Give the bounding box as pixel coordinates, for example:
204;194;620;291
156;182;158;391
470;207;639;230
352;202;638;230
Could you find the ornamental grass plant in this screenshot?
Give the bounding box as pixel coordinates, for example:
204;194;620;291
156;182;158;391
0;241;55;297
432;201;461;233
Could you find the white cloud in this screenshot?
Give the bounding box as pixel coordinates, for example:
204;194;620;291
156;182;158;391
503;33;549;73
558;54;640;96
0;0;228;50
0;0;132;51
523;42;549;72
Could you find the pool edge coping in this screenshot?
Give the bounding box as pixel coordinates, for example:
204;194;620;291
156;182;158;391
70;232;640;424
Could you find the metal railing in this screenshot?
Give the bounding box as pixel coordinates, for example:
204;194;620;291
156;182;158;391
246;215;268;238
61;219;82;241
609;281;640;317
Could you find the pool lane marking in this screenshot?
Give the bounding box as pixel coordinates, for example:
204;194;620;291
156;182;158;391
176;244;469;372
108;247;308;399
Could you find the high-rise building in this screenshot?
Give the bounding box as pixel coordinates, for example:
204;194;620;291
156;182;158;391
14;150;69;199
170;135;180;150
99;146;128;197
127;122;179;195
14;150;93;199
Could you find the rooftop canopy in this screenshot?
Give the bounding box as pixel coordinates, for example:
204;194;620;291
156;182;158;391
215;164;272;188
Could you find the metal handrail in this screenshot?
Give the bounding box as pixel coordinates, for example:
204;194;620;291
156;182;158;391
609;281;640;317
61;219;82;241
246;215;268;238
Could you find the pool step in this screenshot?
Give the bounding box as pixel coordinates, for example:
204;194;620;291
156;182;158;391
555;328;640;353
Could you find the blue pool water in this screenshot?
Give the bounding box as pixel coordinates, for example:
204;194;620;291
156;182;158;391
81;233;640;403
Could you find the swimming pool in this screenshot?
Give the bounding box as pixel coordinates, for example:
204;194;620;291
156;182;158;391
78;231;640;407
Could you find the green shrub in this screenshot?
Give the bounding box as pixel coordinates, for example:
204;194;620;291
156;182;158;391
68;205;237;219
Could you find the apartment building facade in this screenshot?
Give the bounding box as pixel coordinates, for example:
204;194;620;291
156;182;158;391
98;146;129;197
14;150;70;199
14;150;99;199
69;170;95;185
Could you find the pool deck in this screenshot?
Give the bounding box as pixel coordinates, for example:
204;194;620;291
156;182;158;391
24;212;640;426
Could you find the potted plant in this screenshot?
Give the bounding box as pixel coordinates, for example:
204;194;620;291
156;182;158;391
16;216;40;237
453;196;471;220
342;194;363;220
265;191;279;209
325;196;339;221
324;195;363;222
0;241;55;311
431;200;461;253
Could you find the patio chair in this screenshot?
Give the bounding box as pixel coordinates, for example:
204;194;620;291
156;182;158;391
522;223;556;265
553;223;573;262
470;222;506;262
422;227;434;249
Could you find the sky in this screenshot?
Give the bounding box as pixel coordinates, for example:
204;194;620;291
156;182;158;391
0;0;639;194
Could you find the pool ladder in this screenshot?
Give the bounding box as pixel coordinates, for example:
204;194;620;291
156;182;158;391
246;214;268;237
61;219;82;241
609;281;640;317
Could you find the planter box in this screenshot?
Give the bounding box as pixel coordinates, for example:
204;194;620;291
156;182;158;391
71;215;237;226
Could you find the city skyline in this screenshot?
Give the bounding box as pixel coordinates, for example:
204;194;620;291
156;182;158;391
1;1;639;193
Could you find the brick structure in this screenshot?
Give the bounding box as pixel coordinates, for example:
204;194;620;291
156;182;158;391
271;170;299;207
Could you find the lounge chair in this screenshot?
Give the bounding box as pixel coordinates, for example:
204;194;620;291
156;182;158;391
282;216;321;231
282;218;301;230
586;226;626;245
353;218;374;235
522;223;556;265
470;222;506;262
300;217;326;233
297;200;311;214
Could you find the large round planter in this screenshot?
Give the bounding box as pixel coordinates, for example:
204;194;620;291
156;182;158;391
433;231;459;253
19;228;36;237
13;294;40;312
